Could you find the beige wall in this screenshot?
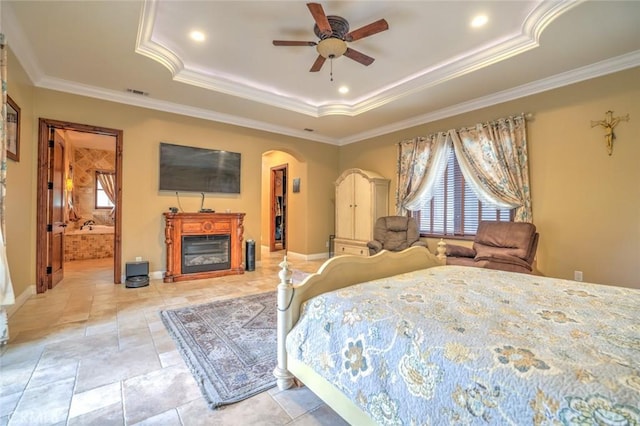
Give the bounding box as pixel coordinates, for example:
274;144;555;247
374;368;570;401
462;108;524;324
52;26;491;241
5;46;338;299
6;41;638;301
339;67;640;288
5;49;37;300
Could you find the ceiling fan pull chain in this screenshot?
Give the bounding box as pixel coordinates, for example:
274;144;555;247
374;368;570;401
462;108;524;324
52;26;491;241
330;57;334;82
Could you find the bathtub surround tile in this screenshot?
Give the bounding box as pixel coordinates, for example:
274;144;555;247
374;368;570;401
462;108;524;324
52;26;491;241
3;253;347;424
64;232;114;261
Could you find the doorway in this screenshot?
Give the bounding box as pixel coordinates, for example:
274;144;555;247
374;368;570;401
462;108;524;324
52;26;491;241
270;165;287;252
36;119;123;292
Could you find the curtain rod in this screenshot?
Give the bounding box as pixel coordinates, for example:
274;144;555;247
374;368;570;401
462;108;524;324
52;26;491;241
398;112;534;145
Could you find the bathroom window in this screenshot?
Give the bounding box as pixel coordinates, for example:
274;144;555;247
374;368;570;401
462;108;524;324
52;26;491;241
95;170;115;209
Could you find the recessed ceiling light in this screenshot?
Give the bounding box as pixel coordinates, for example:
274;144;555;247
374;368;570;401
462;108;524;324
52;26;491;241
338;86;349;94
190;30;205;42
471;15;488;28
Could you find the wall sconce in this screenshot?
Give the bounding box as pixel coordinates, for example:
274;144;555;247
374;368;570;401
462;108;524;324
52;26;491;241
66;178;74;191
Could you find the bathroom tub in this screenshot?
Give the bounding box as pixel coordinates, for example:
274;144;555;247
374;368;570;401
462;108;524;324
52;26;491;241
65;225;114;261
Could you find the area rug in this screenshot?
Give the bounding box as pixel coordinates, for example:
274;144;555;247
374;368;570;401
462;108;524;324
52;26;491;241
160;291;278;409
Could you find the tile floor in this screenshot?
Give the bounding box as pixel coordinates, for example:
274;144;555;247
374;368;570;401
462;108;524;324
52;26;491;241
1;250;348;425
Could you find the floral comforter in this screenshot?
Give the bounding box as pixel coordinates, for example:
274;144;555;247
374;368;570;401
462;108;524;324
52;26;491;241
286;265;640;425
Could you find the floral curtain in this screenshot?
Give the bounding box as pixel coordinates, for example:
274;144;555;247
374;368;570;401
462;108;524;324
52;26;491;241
395;133;450;216
395;114;532;223
451;114;532;222
97;171;117;218
0;34;15;344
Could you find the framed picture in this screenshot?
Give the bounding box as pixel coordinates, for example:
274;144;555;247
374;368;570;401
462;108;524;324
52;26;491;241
6;95;20;162
292;178;300;193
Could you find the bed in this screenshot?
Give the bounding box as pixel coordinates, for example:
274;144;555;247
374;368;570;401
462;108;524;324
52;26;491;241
273;247;640;425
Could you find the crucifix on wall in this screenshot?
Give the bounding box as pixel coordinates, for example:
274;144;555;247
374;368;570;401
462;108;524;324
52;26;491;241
590;110;630;156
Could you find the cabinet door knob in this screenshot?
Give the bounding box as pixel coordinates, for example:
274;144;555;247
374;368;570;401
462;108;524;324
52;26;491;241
342;247;345;251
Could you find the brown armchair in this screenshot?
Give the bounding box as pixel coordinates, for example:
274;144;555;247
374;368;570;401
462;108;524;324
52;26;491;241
367;216;427;255
446;221;539;274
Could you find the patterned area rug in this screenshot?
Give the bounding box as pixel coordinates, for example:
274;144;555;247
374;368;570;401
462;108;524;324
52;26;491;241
160;292;277;409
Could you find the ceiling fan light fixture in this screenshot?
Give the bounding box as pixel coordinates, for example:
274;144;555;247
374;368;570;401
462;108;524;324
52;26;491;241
316;38;347;59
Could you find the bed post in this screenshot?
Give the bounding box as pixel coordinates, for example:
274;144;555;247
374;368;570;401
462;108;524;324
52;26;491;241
273;256;295;390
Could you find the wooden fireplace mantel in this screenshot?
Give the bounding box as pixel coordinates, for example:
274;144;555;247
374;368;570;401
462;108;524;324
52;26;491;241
163;212;245;282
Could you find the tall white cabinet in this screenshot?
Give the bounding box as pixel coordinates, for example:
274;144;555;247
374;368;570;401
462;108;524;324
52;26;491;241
334;168;389;256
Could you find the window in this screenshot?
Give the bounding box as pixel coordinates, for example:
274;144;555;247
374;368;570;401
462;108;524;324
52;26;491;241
95;171;115;209
413;149;512;237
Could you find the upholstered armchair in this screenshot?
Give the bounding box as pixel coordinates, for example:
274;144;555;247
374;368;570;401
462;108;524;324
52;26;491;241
446;221;539;274
367;216;427;255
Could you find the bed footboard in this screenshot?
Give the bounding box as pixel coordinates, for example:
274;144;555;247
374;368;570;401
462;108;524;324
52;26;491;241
273;246;442;390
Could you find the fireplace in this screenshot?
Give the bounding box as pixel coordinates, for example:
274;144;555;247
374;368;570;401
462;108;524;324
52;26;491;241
163;212;245;282
182;235;230;274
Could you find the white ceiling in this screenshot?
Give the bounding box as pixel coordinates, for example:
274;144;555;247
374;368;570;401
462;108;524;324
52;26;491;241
4;1;640;145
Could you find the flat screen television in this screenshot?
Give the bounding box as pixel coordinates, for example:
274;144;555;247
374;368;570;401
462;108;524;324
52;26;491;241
159;142;241;194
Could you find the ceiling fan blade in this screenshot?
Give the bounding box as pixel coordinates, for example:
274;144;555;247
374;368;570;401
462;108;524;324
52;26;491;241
273;40;317;46
307;3;332;35
344;48;375;66
346;19;389;42
309;55;326;72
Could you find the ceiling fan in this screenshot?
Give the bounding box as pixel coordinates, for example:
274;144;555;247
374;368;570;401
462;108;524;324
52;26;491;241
273;2;389;73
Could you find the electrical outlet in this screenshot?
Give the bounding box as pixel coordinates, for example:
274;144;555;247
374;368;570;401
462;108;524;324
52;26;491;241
135;256;142;262
574;270;583;282
325;241;329;247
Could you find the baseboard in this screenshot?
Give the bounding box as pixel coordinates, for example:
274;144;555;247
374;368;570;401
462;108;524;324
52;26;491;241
150;271;164;280
284;251;330;261
260;245;329;262
6;285;36;318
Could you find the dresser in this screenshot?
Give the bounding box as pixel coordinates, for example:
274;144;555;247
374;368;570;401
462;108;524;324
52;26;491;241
334;169;389;256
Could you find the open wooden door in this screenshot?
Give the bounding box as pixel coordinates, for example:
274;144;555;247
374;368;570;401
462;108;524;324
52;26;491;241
270;165;287;252
49;129;66;288
36;118;123;293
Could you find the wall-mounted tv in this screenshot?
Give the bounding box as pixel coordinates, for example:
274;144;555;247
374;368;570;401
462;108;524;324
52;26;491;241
159;142;241;194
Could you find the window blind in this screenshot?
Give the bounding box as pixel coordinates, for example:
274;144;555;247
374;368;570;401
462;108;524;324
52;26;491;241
415;149;512;236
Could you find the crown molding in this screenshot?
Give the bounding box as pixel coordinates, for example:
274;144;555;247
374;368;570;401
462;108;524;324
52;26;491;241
6;0;638;147
37;76;338;145
2;3;44;85
135;0;577;117
339;50;640;145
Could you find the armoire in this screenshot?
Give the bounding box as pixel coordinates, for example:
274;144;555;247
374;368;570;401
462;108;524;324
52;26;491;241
333;168;389;256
